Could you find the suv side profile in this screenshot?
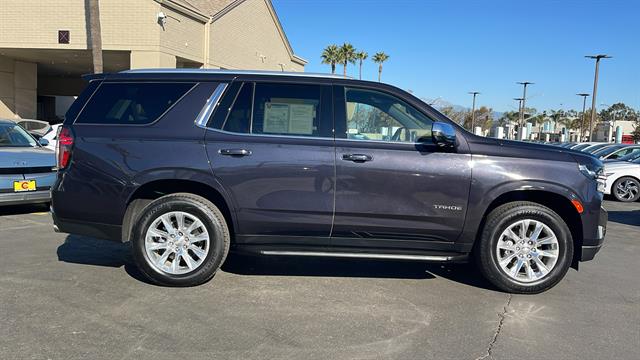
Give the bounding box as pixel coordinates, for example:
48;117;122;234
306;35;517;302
51;70;607;293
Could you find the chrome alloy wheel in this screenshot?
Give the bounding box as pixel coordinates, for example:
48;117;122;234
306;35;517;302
496;219;559;283
615;179;639;201
144;211;210;275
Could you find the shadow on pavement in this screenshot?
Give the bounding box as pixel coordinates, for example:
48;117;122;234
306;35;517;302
607;210;640;226
56;235;497;291
56;235;152;284
0;203;49;216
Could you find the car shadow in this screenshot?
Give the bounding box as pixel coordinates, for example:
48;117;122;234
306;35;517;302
0;203;49;216
56;235;498;291
607;210;640;226
56;235;152;284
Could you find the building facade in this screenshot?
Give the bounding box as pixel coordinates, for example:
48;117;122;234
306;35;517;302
0;0;306;121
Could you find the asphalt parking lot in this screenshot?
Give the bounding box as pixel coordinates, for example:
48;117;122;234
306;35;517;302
0;201;638;360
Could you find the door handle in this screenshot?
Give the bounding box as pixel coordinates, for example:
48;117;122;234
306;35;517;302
342;154;372;162
219;148;251;156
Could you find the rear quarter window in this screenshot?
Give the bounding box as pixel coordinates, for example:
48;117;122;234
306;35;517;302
75;82;195;125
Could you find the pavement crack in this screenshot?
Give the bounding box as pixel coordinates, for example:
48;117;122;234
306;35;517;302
475;293;512;360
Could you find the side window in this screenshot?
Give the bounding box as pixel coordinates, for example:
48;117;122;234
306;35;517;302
76;82;194;125
222;83;253;133
343;87;433;143
252;83;324;137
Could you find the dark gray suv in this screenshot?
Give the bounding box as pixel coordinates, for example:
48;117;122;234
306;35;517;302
51;69;607;293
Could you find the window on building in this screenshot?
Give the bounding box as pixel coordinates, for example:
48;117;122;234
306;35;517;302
342;87;433;143
76;82;194;125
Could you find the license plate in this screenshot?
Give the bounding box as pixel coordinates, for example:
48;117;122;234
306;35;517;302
13;180;37;192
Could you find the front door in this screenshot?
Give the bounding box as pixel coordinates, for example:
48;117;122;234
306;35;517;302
332;85;471;251
204;81;335;246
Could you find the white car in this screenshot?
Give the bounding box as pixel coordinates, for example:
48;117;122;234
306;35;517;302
41;124;60;151
604;158;640;202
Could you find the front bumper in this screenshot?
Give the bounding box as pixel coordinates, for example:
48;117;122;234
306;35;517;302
580;206;607;261
0;190;51;206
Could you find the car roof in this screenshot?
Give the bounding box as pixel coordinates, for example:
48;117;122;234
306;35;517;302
0;118;16;124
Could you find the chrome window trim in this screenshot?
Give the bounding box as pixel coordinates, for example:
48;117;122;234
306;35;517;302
203;126;335;141
194;83;228;129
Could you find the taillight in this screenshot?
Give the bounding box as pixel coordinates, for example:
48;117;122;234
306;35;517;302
56;126;74;169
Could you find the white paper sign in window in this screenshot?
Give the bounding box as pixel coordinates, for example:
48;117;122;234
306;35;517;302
263;102;315;135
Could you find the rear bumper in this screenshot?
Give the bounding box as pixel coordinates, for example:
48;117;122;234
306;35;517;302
52;209;124;242
580;206;607;261
0;190;50;206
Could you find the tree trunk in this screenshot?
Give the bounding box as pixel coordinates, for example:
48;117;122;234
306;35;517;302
87;0;103;73
331;63;335;74
378;64;382;82
343;62;347;77
359;60;362;80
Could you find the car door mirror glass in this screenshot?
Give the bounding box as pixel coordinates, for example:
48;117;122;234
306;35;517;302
431;122;456;147
39;138;49;147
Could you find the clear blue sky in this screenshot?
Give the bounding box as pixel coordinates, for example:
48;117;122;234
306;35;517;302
273;0;639;113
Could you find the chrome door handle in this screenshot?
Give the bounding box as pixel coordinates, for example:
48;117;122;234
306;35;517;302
342;154;372;162
219;149;251;156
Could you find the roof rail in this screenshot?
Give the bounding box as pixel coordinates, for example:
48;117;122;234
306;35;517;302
120;68;351;79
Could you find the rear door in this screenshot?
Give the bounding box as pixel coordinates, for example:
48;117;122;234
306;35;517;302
331;85;471;251
204;80;335;246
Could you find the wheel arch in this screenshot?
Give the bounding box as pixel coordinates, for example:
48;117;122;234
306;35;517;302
121;179;236;243
472;189;583;269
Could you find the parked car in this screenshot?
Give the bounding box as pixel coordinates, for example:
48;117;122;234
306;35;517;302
604;157;640;202
0;119;56;206
51;69;607;294
594;144;640;161
40;124;61;151
582;143;612;154
15;118;52;139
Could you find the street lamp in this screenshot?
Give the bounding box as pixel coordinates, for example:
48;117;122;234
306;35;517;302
585;54;611;141
576;93;589;142
513;97;524;139
468;91;480;131
517;81;534;131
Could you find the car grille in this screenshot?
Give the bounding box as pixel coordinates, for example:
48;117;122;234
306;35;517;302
0;167;55;175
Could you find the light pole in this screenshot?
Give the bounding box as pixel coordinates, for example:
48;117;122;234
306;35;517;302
513;97;524;139
517;82;533;131
577;93;589;142
469;91;480;131
585;54;611;141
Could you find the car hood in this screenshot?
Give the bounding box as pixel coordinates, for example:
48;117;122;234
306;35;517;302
604;161;640;172
0;147;56;168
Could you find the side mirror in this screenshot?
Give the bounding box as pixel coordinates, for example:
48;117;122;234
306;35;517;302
432;122;456;147
39;138;50;147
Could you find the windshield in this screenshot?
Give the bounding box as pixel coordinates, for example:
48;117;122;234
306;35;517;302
0;123;38;147
618;151;640;162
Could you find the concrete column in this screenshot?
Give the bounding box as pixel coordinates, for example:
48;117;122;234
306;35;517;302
130;51;176;69
14;61;37;119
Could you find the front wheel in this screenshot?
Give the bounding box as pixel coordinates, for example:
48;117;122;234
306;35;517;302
612;177;640;202
132;193;230;286
476;201;573;294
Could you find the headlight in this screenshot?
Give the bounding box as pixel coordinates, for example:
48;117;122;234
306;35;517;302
579;164;607;193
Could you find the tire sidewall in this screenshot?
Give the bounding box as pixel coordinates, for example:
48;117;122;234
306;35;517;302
132;197;226;286
613;177;640;202
481;205;573;293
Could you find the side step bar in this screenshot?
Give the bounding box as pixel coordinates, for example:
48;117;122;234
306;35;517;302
260;250;461;262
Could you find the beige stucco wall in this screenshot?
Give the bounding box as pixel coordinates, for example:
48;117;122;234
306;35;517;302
210;0;304;71
0;0;88;49
159;5;205;64
100;0;161;52
0;56;37;119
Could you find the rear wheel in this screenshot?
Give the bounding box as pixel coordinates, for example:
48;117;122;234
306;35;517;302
612;177;640;202
132;193;230;286
476;201;573;294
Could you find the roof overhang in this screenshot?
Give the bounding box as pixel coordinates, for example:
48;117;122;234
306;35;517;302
154;0;210;22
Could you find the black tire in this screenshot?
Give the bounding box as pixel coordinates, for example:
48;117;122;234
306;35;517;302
475;201;573;294
131;193;230;286
612;177;640;202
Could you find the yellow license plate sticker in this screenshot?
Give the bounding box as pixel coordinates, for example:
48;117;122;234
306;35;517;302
14;180;36;192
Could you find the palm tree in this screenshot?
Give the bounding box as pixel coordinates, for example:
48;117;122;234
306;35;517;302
86;0;103;73
338;43;356;77
320;44;339;74
355;51;368;80
372;52;389;82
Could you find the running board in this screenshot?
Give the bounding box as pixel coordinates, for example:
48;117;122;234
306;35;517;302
259;250;458;262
